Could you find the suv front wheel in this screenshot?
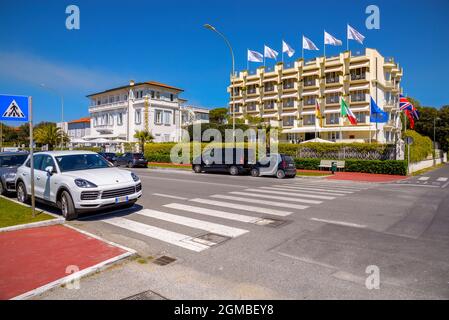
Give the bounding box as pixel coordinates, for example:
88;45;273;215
60;190;78;220
16;181;29;204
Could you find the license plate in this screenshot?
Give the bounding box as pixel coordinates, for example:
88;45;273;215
115;196;129;204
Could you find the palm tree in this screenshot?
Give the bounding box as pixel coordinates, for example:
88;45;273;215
134;130;154;153
34;124;69;150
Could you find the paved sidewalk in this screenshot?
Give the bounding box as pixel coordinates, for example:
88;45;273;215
0;224;132;300
326;171;407;182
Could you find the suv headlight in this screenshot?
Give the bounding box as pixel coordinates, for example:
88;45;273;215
74;179;98;188
131;172;140;182
4;172;16;180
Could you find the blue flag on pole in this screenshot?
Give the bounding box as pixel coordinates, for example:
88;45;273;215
370;97;388;123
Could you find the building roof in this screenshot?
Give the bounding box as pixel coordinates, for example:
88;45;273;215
68;117;91;124
86;81;184;97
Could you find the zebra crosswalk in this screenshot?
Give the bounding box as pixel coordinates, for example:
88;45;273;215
100;180;369;253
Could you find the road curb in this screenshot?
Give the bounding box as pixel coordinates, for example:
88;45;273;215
11;224;137;300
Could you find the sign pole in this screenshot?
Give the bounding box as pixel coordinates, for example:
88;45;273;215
29;96;35;217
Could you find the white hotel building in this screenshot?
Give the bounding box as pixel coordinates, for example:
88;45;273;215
85;80;184;149
228;48;403;144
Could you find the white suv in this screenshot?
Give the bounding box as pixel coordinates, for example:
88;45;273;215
15;151;142;220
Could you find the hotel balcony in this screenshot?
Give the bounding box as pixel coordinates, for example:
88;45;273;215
303;78;319;88
325;76;344;86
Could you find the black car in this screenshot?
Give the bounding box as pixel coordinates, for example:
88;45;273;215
192;148;255;176
98;152;117;163
250;153;296;179
115;152;148;168
0;152;29;194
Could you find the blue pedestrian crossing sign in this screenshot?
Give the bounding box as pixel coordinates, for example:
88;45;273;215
0;94;29;122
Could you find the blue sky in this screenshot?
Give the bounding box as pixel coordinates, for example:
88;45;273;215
0;0;448;124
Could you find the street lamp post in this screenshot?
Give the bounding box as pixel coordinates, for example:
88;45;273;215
40;84;64;149
433;116;441;166
204;23;236;139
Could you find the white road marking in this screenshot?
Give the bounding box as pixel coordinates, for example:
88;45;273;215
254;187;345;200
290;182;364;190
104;217;210;252
139;175;248;188
164;203;262;224
229;191;322;204
137;209;248;238
211;195;309;210
190;198;292;216
246;188;336;200
310;218;366;228
442;181;449;189
437;177;448;182
272;185;353;194
152;193;188;200
284;184;357;193
418;177;430;181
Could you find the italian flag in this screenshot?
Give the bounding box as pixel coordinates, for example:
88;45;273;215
341;98;357;125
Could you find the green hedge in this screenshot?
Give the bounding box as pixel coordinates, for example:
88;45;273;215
279;142;393;156
294;158;407;175
403;130;432;163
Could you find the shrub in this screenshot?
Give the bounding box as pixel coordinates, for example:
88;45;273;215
403;130;432;163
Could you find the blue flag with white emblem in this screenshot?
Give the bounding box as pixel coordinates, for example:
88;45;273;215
370;97;388;123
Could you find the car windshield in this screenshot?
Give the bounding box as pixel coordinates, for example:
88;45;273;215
55;154;112;172
283;155;294;163
0;155;28;167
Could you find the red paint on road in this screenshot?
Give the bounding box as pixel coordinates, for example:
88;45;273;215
326;172;407;182
0;225;126;300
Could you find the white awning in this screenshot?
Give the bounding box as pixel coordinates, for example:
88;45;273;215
262;96;277;101
302;70;319;77
246;80;259;86
324;109;340;114
281;92;298;99
282;74;298;80
262;113;278;118
233;99;244;104
302;90;319;97
324;87;343;94
281;111;298;117
349;84;370;91
282;125;376;134
301;110;316;115
350;106;370;112
349;61;370;69
245;97;259;103
262;77;277;83
324;66;343;73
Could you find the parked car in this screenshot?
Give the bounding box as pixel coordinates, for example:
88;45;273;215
0;152;28;195
114;153;148;168
15;151;142;220
98;152;117;164
192;148;255;176
250;154;297;179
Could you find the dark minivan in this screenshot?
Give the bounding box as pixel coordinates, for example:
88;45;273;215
115;153;148;168
250;153;296;179
192;148;255;176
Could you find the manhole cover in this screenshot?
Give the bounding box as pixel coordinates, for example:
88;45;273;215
255;218;288;228
192;233;231;246
153;255;176;266
123;290;167;300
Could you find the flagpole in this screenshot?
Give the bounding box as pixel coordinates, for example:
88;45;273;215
247;49;249;71
281;40;284;64
323;30;326;59
375;57;379;142
346;24;349;51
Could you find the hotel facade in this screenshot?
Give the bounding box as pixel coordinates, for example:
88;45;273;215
228;48;403;144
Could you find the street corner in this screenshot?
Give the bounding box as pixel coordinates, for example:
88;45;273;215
0;224;135;300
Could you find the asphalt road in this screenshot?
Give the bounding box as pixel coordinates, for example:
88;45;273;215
34;165;449;300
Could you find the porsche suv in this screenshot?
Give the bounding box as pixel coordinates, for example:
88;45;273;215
15;151;142;220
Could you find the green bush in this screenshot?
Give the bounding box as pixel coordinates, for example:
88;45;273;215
403;130;432;163
294;158;407;175
72;146;102;153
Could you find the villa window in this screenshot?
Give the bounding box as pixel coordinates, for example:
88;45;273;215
164;111;172;125
108;114;114;125
170;94;174;102
117;113;123;126
155;110;163;124
135;109;142;124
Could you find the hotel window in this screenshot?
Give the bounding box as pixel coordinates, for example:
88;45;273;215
155;110;163;124
354;112;366;123
283;98;295;108
232;87;240;96
303;115;316;125
304;76;316;87
326;113;340;125
350;90;366;102
265;82;275;92
263;100;275;110
325;72;339;84
117;113;123;126
350;67;367;80
329;131;341;141
164;111;172;125
283;116;294;127
247;103;257;111
135;109;142;124
304;96;316;106
326;93;340;104
247;85;257;94
283;79;295;89
385;72;391;81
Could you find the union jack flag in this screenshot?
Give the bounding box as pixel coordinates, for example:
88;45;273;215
399;94;414;111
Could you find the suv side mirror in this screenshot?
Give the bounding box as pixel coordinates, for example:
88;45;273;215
45;166;55;176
